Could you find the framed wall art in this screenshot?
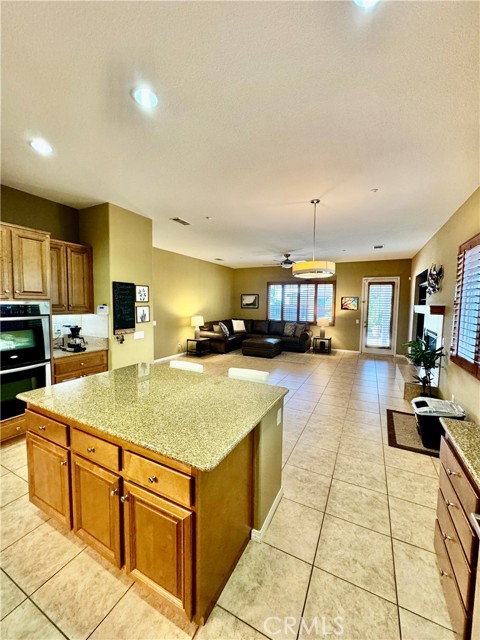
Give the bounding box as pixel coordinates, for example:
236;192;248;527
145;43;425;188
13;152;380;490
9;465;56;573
136;285;149;302
136;305;150;323
341;297;359;311
241;294;259;309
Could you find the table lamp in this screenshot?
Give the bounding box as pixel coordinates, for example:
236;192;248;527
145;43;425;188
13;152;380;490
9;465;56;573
191;315;204;339
317;317;329;338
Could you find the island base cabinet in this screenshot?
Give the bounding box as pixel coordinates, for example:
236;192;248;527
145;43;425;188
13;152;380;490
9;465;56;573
122;481;193;620
26;433;71;528
71;454;122;567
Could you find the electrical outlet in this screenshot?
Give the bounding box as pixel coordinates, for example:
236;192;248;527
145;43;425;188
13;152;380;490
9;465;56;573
177;343;183;352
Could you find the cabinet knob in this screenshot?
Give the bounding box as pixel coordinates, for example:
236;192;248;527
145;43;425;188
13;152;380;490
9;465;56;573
60;460;67;466
16;426;21;431
443;533;453;541
148;475;157;484
4;289;10;293
440;569;450;578
86;447;95;453
446;468;459;477
444;498;455;508
110;489;118;496
120;494;129;503
15;290;20;293
38;425;46;431
80;363;85;366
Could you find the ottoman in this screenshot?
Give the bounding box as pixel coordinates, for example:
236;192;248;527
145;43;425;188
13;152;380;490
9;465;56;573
242;337;283;358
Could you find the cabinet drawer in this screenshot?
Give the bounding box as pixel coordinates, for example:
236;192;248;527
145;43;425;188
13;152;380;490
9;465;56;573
434;519;469;638
54;365;107;384
26;410;68;447
0;415;26;442
54;351;107;376
123;451;193;508
437;489;473;608
440;438;479;517
439;465;478;566
71;428;120;471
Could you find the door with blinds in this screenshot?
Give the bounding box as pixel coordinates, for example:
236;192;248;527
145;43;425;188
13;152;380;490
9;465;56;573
360;277;400;355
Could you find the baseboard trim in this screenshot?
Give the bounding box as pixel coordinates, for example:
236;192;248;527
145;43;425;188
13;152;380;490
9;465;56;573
251;487;284;541
154;353;186;363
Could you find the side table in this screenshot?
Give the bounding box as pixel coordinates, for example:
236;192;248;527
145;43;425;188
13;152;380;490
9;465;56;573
186;338;211;357
313;336;332;354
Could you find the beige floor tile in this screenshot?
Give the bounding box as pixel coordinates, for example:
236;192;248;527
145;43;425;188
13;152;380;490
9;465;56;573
303;569;400;639
393;540;453;630
326;480;390;535
0;444;27;472
0;472;28;508
386;467;439;509
347;400;380;414
350;391;379;403
0;466;9;476
0;570;26;619
288;440;337;477
0;520;85;595
0;495;50;551
285;399;318;413
263;498;323;563
291;389;324;402
306;414;345;431
389;496;436;552
282;433;298;466
197;605;266;640
283;417;305;440
317;395;349;408
315;514;396;602
283;408;311;427
345;408;381;426
399;608;457;640
282;464;331;511
218;541;311;639
296;428;340;454
319;388;351;400
312;403;348;418
383;445;438;477
11;466;29;482
341;422;383;443
32;547;132;639
0;599;65;640
90;582;194;640
333;454;387;494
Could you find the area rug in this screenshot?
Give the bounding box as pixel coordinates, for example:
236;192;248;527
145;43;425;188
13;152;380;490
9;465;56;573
386;409;439;458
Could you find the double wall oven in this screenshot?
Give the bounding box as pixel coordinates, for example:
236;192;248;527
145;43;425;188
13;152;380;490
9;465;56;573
0;301;52;421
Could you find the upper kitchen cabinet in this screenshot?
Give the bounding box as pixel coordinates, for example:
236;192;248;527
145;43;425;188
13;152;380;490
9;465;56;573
50;240;93;314
1;223;50;300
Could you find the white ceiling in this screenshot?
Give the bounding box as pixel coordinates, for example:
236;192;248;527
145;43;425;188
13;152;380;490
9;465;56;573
1;1;479;268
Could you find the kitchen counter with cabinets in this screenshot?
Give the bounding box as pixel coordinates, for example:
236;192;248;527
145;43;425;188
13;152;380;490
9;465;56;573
18;364;286;628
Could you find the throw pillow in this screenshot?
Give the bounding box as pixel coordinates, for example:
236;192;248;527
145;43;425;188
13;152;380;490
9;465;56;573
283;322;296;337
213;324;222;334
295;323;307;337
232;319;246;333
219;321;230;337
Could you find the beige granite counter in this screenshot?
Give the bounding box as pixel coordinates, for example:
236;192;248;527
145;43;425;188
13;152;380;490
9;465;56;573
440;418;480;488
53;336;108;359
18;363;287;472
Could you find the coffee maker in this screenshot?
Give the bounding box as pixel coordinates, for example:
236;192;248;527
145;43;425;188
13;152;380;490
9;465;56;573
63;325;86;352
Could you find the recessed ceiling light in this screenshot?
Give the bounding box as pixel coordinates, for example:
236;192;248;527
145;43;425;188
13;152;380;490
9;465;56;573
353;0;380;8
131;86;158;109
29;137;53;156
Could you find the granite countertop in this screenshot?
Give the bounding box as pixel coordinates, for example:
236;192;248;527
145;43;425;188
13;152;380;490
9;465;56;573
18;363;287;472
53;336;108;359
440;418;480;489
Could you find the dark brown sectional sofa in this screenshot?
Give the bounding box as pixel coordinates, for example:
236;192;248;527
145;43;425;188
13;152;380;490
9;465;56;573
198;319;312;354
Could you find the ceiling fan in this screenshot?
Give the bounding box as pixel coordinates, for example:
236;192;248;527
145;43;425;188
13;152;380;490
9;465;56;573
280;253;296;269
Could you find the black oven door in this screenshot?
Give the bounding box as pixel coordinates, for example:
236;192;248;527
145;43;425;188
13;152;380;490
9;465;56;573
0;318;50;369
0;362;51;420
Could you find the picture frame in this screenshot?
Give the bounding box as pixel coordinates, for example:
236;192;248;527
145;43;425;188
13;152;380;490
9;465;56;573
241;293;259;309
341;297;359;311
136;305;150;323
135;285;149;303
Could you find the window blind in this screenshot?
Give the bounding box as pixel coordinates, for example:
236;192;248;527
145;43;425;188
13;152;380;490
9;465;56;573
283;285;299;321
365;283;394;348
316;284;334;322
267;282;335;324
299;284;316;322
268;284;283;321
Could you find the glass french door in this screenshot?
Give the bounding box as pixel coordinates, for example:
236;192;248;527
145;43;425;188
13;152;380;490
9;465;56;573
360;277;400;355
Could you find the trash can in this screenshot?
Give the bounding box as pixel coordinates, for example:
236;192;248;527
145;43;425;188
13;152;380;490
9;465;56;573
411;397;465;450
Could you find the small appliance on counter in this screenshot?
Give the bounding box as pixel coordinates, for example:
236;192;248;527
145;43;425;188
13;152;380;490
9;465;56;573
62;325;87;352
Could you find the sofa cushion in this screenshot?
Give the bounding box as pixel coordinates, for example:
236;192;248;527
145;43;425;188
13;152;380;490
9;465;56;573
204;321;214;330
252;320;269;335
284;322;296;337
213;324;223;334
295;323;308;337
219;321;230;337
221;319;234;334
269;321;285;336
232;319;246;333
243;319;253;333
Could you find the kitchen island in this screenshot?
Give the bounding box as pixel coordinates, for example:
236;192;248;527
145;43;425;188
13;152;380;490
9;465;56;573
18;363;287;629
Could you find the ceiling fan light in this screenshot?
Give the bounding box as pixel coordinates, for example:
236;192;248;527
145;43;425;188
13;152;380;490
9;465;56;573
292;261;336;279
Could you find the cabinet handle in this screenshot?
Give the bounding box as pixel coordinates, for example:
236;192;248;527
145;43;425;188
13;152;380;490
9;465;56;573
446;468;459;477
444;498;455;508
440;569;450;578
443;533;453;541
120;494;129;503
80;363;84;366
87;447;95;453
148;475;157;483
16;426;21;431
4;289;10;293
60;460;67;466
110;489;118;496
38;425;46;430
15;290;20;293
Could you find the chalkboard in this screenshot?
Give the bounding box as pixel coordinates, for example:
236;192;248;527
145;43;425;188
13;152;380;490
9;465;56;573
113;281;135;335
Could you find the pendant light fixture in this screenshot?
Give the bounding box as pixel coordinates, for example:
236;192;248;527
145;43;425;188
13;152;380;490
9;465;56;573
292;199;335;279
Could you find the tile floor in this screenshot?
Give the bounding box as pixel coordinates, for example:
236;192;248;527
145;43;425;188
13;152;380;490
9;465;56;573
0;350;456;639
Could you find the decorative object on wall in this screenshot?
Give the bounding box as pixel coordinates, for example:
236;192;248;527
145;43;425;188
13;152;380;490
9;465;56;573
113;281;135;335
316;317;330;338
136;305;150;323
191;315;204;339
426;264;444;295
135;285;149;302
292;199;335;279
241;294;259;309
341;297;359;310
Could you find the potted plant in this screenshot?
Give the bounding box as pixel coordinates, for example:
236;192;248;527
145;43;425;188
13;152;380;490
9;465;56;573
403;338;445;396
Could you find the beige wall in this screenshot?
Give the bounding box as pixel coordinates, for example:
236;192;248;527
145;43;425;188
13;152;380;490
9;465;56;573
1;185;79;242
232;259;412;352
411;188;480;422
153;248;233;359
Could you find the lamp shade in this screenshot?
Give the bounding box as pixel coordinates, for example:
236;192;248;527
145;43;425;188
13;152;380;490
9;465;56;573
191;315;204;327
292;261;335;279
317;317;330;327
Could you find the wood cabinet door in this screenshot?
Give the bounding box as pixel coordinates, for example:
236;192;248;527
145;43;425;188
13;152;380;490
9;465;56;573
11;227;50;299
71;454;122;567
123;481;193;618
0;225;13;299
66;245;92;313
26;432;71;527
50;241;68;313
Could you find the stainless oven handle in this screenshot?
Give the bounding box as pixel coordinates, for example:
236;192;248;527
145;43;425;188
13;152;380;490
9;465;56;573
470;513;480;539
0;316;49;321
0;362;51;375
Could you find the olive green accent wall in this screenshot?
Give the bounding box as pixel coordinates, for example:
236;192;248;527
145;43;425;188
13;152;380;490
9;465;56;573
79;203;111;317
1;185;79;242
153;248;234;359
411;188;480;423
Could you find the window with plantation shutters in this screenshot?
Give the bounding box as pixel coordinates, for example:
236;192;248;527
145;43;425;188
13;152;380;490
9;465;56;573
451;233;480;379
365;282;394;349
267;282;335;324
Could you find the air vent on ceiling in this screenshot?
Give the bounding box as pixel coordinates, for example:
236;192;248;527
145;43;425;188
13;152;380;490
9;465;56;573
374;244;384;250
214;258;224;261
170;217;191;226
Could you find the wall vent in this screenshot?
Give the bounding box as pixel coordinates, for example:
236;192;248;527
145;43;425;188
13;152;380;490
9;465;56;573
214;258;224;261
170;217;191;226
374;244;384;249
